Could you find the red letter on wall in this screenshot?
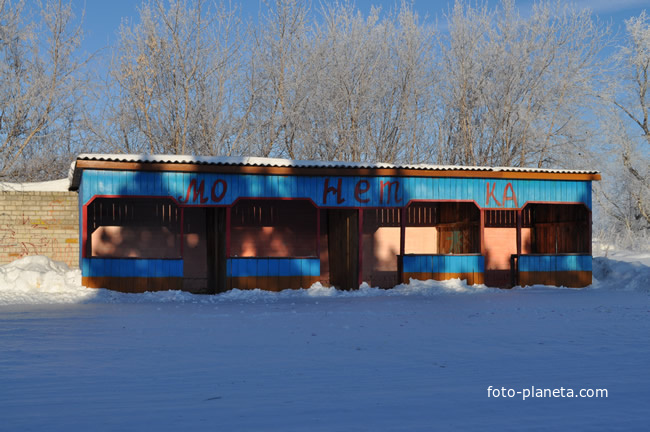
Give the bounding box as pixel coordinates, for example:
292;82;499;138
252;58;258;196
486;182;502;207
380;181;403;205
323;178;345;204
179;179;209;204
502;182;518;208
354;180;370;203
211;179;228;203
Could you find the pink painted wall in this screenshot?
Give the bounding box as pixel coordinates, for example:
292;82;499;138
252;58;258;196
484;227;531;270
230;200;318;257
404;227;439;254
91;226;180;259
182;208;208;280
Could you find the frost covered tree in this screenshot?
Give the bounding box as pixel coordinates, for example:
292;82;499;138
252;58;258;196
98;0;243;155
434;0;607;167
305;1;435;163
596;11;650;242
0;0;87;181
241;0;312;158
239;1;435;163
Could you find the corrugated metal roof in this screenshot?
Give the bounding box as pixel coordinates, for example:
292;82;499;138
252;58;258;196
75;153;599;175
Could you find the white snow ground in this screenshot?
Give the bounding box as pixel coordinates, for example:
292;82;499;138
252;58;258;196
0;250;648;431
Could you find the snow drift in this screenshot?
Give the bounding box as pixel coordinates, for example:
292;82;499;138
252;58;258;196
1;251;649;305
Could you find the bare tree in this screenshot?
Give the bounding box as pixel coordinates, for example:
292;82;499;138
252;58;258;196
0;0;87;181
435;0;608;168
99;0;242;155
596;11;649;239
296;1;435;163
242;0;312;158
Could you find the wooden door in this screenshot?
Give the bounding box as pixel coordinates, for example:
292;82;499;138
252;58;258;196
206;207;227;293
327;209;359;290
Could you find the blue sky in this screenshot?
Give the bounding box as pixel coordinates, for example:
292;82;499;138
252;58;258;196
41;0;648;56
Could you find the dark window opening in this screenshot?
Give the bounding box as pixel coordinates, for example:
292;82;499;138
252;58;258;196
405;202;480;254
526;204;590;254
87;198;181;259
231;199;318;257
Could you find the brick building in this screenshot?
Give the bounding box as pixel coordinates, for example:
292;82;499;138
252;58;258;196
0;180;79;268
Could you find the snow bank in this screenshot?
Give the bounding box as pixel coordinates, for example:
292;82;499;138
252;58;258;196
0;256;92;304
1;252;649;305
0;256;498;305
214;278;497;303
592;250;650;293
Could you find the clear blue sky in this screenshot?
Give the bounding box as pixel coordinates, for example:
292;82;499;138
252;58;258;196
37;0;648;56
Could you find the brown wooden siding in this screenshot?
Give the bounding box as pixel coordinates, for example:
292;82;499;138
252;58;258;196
519;271;591;288
528;204;589;254
327;209;359;290
82;276;183;293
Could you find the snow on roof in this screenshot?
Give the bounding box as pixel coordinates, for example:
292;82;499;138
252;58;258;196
75;153;600;175
0;178;71;192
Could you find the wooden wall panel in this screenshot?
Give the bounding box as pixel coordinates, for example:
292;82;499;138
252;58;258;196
402;254;484;278
82;276;182;292
81;170;594;210
529;204;590;254
327;210;358;290
83;258;183;278
519;271;591;288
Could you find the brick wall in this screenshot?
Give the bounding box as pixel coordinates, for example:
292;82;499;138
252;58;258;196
0;191;79;268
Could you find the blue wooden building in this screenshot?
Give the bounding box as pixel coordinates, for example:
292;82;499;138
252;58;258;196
69;154;600;292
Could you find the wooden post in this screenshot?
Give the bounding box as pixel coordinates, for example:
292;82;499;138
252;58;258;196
217;208;227;293
316;207;321;258
225;206;231;258
358;208;363;288
180;207;185;257
81;204;88;259
205;208;216;294
516;208;522;286
587;210;594;256
399;206;407;283
479;209;485;257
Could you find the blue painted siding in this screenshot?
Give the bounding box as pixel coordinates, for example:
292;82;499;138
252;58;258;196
227;258;320;277
519;255;592;272
403;254;485;274
81;169;593;210
83;258;183;278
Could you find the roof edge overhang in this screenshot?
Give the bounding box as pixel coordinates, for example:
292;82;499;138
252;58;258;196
69;154;601;191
